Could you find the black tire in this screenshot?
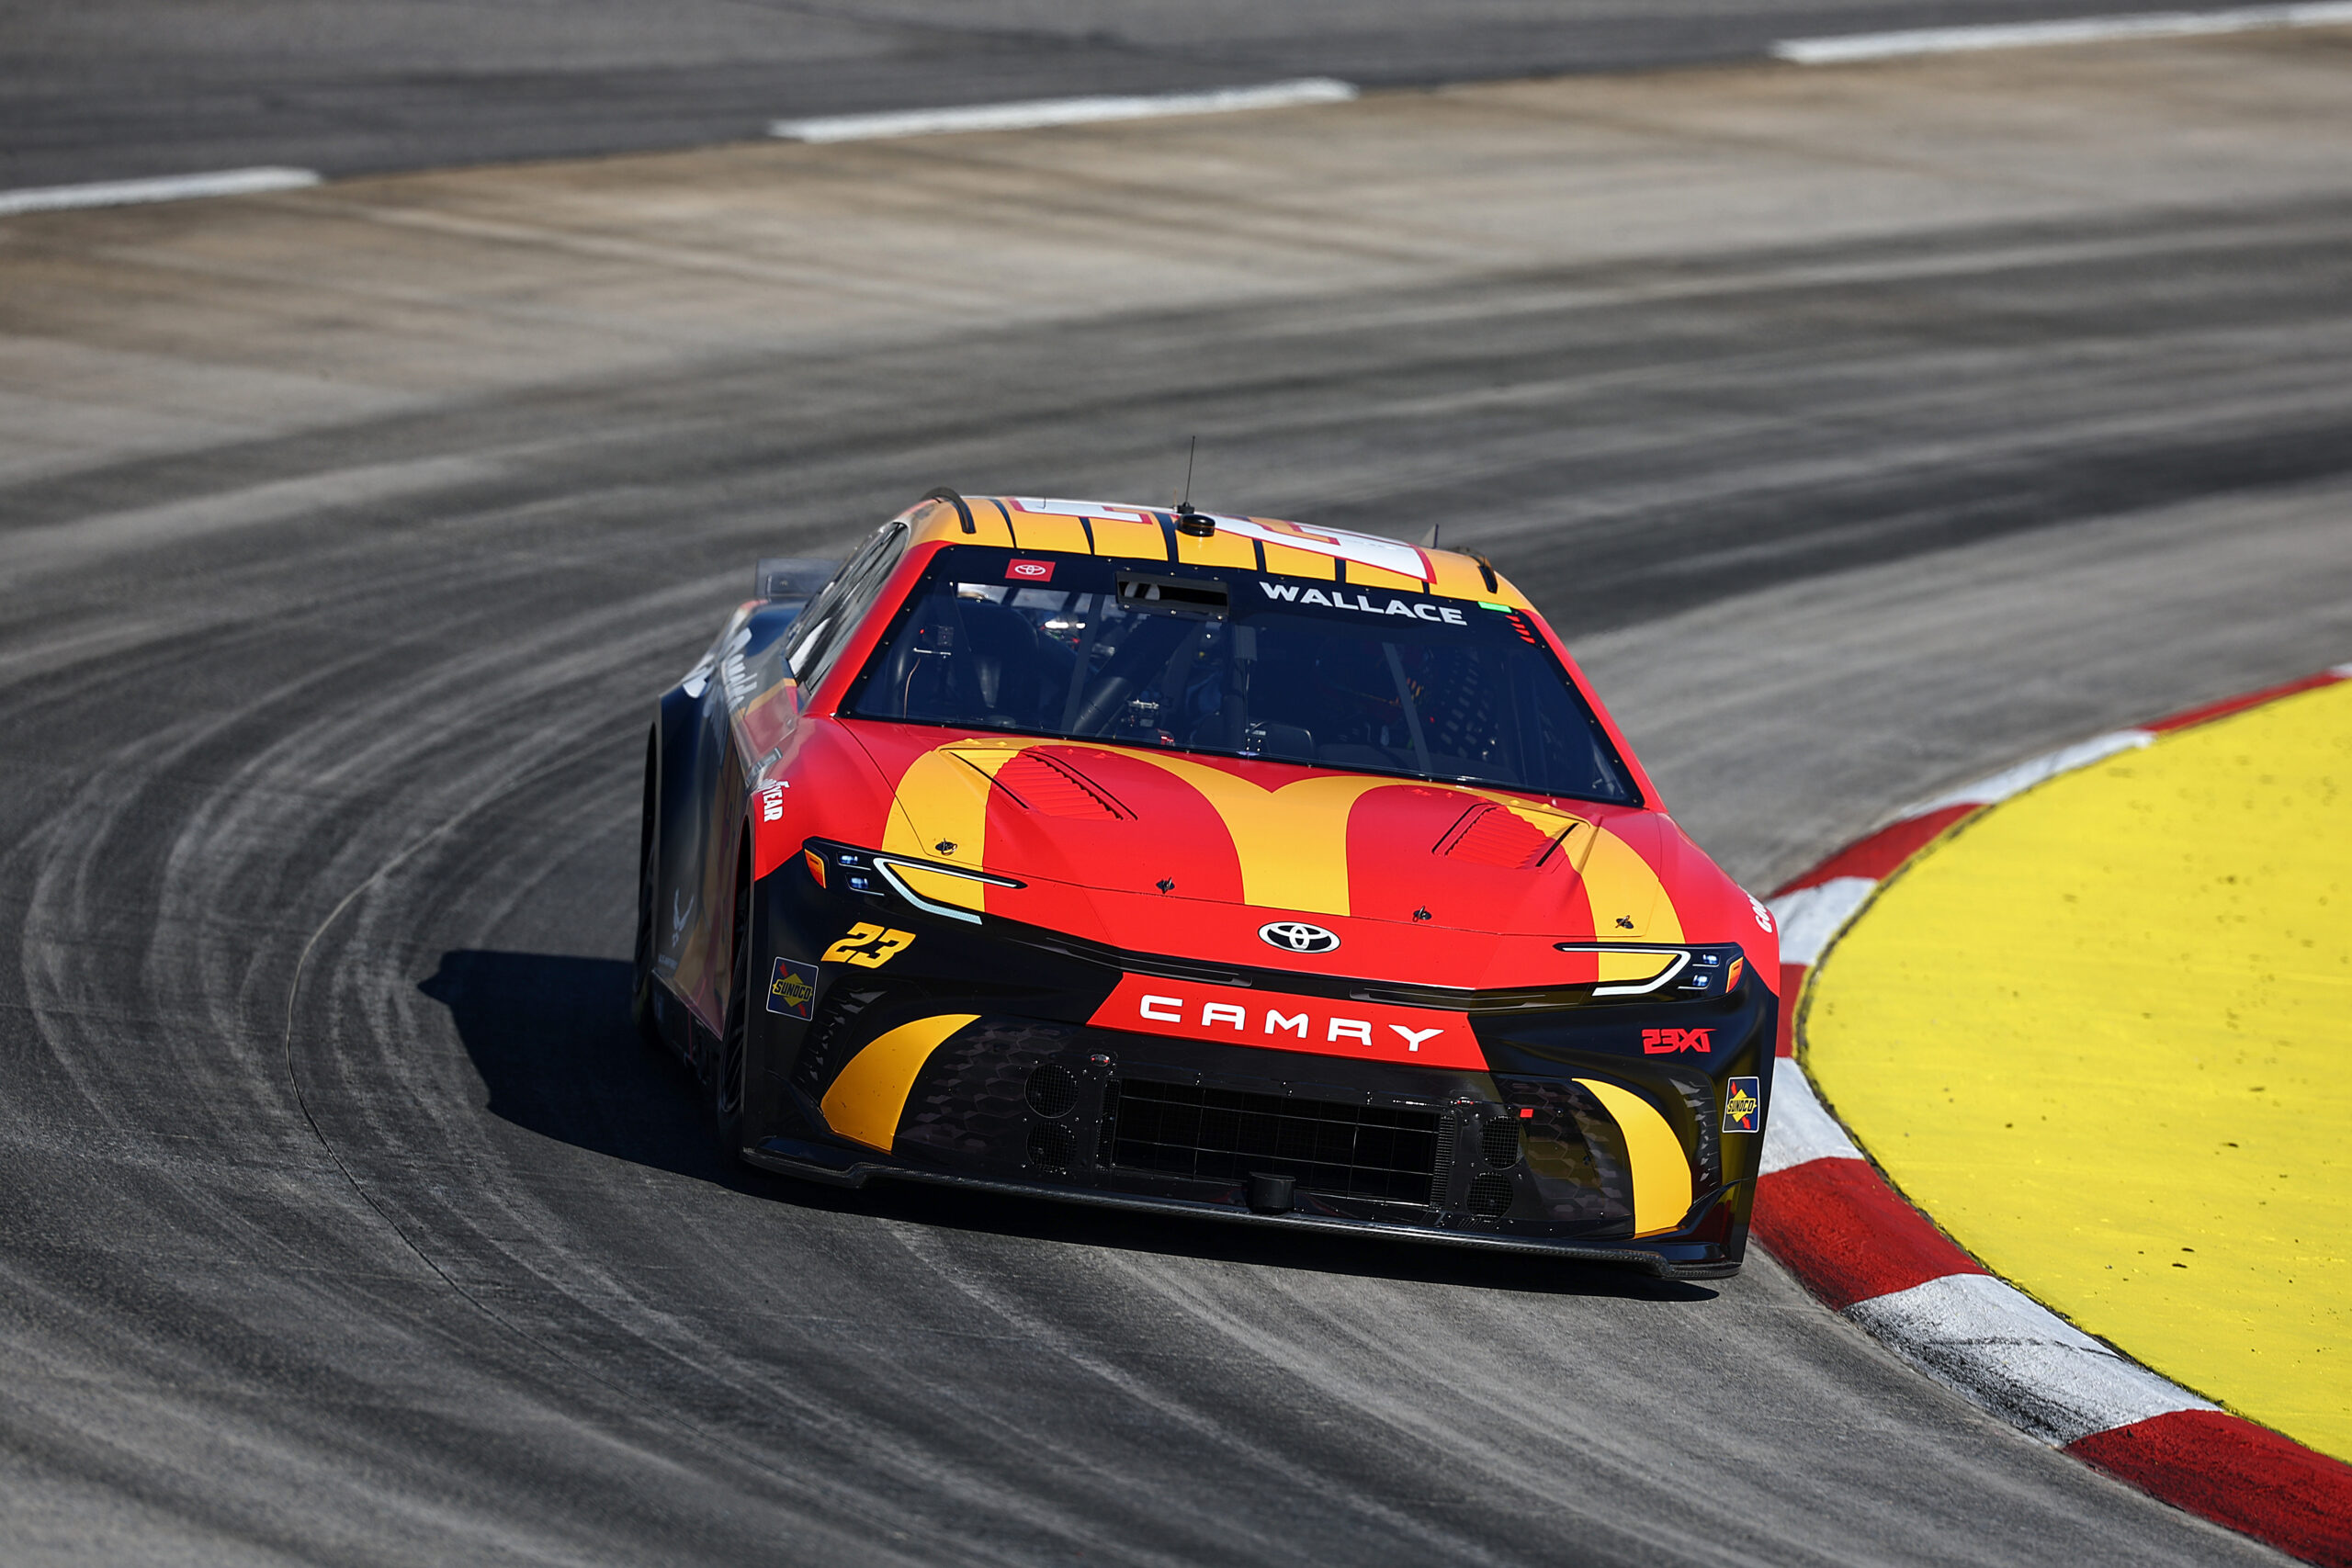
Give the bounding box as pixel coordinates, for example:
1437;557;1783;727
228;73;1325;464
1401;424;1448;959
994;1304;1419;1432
712;843;752;1167
629;728;663;1050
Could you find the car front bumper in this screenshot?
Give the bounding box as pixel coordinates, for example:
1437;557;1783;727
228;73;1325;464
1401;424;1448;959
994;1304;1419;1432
745;859;1777;1280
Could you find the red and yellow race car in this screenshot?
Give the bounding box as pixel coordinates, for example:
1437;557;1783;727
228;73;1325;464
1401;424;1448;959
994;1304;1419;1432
634;491;1780;1276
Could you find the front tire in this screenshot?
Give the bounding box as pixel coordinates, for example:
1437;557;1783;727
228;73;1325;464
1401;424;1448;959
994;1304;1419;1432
713;844;752;1167
630;729;662;1049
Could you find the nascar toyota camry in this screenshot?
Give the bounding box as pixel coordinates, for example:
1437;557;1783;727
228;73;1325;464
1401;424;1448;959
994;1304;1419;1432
634;491;1779;1276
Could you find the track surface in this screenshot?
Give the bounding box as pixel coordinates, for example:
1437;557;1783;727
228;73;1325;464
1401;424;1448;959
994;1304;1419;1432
0;0;2270;186
5;36;2351;1567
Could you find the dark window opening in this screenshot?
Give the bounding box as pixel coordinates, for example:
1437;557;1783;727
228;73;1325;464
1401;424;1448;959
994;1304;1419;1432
846;547;1638;805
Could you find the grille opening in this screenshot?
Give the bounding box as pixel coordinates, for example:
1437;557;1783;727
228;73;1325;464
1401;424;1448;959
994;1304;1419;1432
1481;1120;1521;1170
1467;1173;1516;1216
1027;1122;1077;1171
1104;1079;1441;1204
1096;1080;1123;1164
1025;1062;1078;1119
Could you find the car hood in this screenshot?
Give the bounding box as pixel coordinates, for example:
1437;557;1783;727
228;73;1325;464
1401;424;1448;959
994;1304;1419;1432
841;724;1702;979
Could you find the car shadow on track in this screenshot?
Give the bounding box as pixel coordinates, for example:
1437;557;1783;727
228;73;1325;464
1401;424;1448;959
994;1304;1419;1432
421;947;1717;1303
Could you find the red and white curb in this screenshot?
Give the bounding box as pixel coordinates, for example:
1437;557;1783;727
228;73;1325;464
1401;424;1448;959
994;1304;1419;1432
1753;662;2352;1567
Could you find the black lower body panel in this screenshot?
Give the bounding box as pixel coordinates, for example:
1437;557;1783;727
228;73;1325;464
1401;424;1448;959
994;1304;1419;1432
753;1016;1755;1279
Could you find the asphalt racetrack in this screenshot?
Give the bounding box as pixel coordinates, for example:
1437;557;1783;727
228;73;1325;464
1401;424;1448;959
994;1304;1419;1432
4;27;2351;1568
0;0;2305;186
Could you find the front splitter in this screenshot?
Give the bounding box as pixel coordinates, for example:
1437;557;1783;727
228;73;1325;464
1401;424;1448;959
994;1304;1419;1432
748;1134;1737;1279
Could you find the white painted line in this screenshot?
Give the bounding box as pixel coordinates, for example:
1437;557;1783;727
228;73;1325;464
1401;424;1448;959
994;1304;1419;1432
1915;728;2152;813
1768;876;1876;968
1762;1060;1866;1175
1844;1272;2216;1445
2330;660;2352;679
771;78;1358;144
0;166;322;219
1774;1;2352;62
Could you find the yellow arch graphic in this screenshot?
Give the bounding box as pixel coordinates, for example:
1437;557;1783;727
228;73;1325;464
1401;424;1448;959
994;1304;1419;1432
820;1013;981;1152
1577;823;1679;943
881;737;1662;930
1576;1077;1693;1236
1130;757;1636;919
882;740;1046;913
1118;755;1398;914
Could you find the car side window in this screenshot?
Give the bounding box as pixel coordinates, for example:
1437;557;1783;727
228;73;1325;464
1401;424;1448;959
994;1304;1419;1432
786;519;909;693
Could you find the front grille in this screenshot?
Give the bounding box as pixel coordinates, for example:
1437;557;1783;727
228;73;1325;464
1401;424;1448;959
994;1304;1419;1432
1103;1079;1442;1204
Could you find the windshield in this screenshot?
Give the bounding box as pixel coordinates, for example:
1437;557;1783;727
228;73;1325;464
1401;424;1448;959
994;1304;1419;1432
845;547;1639;804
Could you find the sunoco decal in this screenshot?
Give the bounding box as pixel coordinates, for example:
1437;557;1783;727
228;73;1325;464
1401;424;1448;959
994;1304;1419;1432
766;958;818;1018
1722;1076;1760;1133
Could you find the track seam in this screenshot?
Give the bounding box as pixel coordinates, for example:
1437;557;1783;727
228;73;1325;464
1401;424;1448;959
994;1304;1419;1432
276;773;739;1430
273;761;980;1558
1755;661;2352;1567
280;801;548;1325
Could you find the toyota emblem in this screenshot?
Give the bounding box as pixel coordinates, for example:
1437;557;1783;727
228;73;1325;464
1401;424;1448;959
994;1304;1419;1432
1258;920;1340;954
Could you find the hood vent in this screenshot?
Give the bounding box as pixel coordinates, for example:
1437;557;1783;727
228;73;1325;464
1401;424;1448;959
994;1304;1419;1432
1435;803;1577;870
989;750;1132;821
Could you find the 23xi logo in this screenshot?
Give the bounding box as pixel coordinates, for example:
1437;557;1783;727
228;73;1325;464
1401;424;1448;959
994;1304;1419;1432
822;923;916;967
1642;1027;1713;1055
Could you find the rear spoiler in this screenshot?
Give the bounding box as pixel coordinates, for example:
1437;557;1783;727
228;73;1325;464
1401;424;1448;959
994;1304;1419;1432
753;558;838;601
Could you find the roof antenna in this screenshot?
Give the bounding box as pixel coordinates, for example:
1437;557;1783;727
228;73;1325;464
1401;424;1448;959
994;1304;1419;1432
1172;436;1215;536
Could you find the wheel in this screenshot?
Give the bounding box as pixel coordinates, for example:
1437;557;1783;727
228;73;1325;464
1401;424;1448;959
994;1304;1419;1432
712;845;752;1167
629;729;663;1049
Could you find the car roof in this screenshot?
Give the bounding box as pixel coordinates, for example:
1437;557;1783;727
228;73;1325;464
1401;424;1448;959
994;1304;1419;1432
906;493;1534;610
